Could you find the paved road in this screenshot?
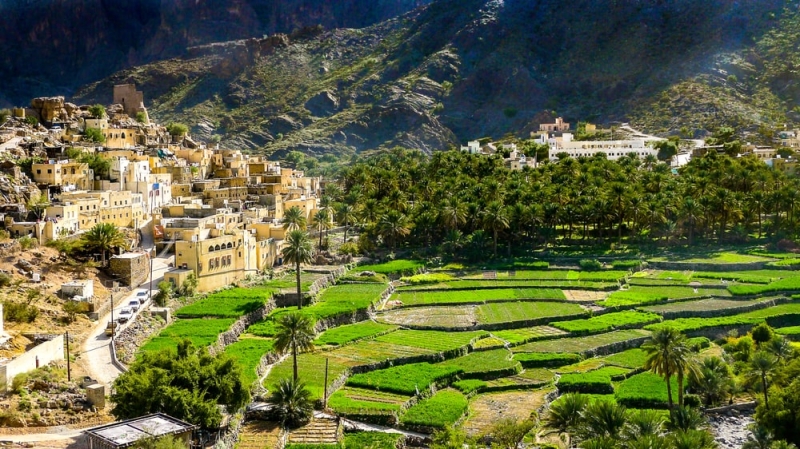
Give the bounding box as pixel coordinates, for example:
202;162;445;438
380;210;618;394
81;256;172;387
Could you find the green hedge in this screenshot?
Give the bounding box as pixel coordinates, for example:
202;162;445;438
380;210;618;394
512;352;581;368
551;311;662;334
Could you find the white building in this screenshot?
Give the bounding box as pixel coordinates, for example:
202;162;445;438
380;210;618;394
549;133;658;161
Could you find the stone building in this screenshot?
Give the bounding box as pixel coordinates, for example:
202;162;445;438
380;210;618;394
109;252;149;287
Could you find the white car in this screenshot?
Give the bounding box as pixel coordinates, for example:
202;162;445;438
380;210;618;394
136;291;149;302
117;308;132;323
128;300;140;312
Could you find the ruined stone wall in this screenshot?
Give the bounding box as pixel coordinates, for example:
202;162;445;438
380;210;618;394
108;253;148;287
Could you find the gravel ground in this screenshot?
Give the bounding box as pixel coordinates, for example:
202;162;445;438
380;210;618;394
708;411;755;449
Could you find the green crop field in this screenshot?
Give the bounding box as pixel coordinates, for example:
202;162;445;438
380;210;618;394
343;432;404;449
693;270;800;284
476;301;586;324
602;348;649;369
472;336;507;350
139;318;236;354
551;311;661;334
513;352;582;368
373;329;486;352
615;372;678;408
315;321;397;347
400;389;468;429
175;286;275;318
648;252;773;264
437;349;521;377
600;286;729;307
513;329;651;354
222;336;275;386
557;366;629;394
392;288;566;306
646;303;800;333
358;259;425;275
776;326;800;336
492;326;568;345
453;379;487;394
728;277;800;295
640;298;776;316
347;363;462;395
264;353;349;400
328;387;410;414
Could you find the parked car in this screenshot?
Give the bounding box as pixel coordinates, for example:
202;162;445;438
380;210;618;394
136;291;149;302
117;308;132;323
128;300;140;312
105;320;118;337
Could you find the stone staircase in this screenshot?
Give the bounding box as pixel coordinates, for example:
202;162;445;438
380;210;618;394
287;415;341;445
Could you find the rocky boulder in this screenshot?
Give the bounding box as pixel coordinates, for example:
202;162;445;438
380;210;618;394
305;90;340;116
30;96;66;123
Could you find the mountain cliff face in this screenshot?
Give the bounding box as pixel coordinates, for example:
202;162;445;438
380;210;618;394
0;0;429;106
72;0;796;156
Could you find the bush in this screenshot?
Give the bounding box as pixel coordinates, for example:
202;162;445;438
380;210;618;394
687;337;711;352
18;236;37;250
166;123;189;136
135;112;147;123
3;301;39;323
512;352;581;368
84;127;106;143
0;272;11;287
88;104;106;119
338;242;359;256
579;259;603;271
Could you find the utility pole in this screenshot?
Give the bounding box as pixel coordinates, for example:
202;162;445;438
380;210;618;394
323;358;329;410
65;331;71;381
149;250;154;301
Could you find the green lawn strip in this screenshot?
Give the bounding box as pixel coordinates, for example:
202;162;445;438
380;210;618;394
645;303;800;333
648;252;773;264
512;329;651;355
176;286;275;318
693;270;800;284
328;387;409;415
639;298;778;317
358;259;425;275
343;432;404;449
550;311;662;334
139;318;236;354
775;325;800;336
615;372;678;409
264;352;349;401
728;277;800;295
601;348;649;369
436;349;521;379
557;366;629;394
400;389;468;430
452;379;487;394
492;326;568;345
248;283;388;337
476;301;587;325
472;336;507;350
392;288;566;306
513;352;581;368
552;393;617;407
600;286;729;308
314;322;397;347
397;279;615;291
372;329;487;352
222;335;275;387
347;363;462;395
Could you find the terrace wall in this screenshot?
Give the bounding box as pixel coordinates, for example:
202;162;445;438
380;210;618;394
647;261;769;272
209;300;276;356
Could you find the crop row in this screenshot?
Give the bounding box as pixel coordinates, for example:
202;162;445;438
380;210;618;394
392;288;566;306
645;302;800;333
550;311;662;334
347;363;462;395
599;286;729;308
315;321;397;347
557;366;631;394
222;336;275;387
397;279;617;291
358;259;425;275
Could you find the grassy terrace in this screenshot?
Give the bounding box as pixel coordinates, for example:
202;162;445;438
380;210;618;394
328;387;410;415
512;329;651;354
492;326;569;345
222;336;275;386
396;279;617;291
462;270;629;282
648;252;774;264
315;321;397;347
550;311;662;334
392;288;566;306
599;286;730;308
639;297;779;316
176;285;276;318
347;363;462;395
476;302;586;324
645;302;800;333
358;259;425;275
140;318;236;354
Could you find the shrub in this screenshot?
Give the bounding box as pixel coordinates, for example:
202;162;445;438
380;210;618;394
135;112;147;123
338;242;359;256
3;301;39;323
88;104;106;119
580;259;603;271
17;236;37;250
84;127;106;143
612;260;643;270
687;337;711;352
166;122;189;136
512;352;581;368
0;272;11;287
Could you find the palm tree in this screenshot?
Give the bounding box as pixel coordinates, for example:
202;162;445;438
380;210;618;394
749;351;776;410
643;327;695;409
273;312;316;382
579;400;627;440
440;197;467;231
83;222;127;266
624;435;671;449
269;377;314;427
282;206;307;231
578;437;617;449
379;210;411;251
666;406;706;432
282;230;313;309
669;430;718;449
689;356;733;407
481;201;509;257
545;393;587;445
26;193;50;220
310;209;331;250
622;409;665;441
335;203;356;241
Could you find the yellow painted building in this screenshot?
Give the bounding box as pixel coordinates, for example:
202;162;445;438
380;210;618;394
32;162;92;190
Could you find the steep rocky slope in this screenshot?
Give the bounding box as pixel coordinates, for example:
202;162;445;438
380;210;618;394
72;0;795;156
0;0;429;106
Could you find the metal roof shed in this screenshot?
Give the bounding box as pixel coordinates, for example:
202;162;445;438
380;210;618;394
84;413;198;449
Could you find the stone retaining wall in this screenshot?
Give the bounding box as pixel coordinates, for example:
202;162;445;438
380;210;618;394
208;299;276;356
581;336;652;358
655;296;789;320
647;261;769;272
706;401;757;414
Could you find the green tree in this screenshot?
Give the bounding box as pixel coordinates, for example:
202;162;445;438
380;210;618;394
379;210;411;251
88;104;106;119
111;341;250;429
643;327;695;409
155;280;173;307
335;203;357;241
689;356;733;407
669;430;718;449
310;209;332;249
78;152;110;178
166;123;189;136
282;206;307;231
132;436;186;449
752;323;775;348
485;418;536;449
135;112;147;123
273;312;316;383
546;393;588;444
269;377;314;427
180;273;198;297
26;193;50;220
578;401;627;440
84;127;106;143
749;351;777;411
481;201;509;257
82;223;127;266
666;406;706;432
281;230;313;309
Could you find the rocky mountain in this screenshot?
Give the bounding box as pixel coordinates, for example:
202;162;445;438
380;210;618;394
71;0;797;156
0;0;429;106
